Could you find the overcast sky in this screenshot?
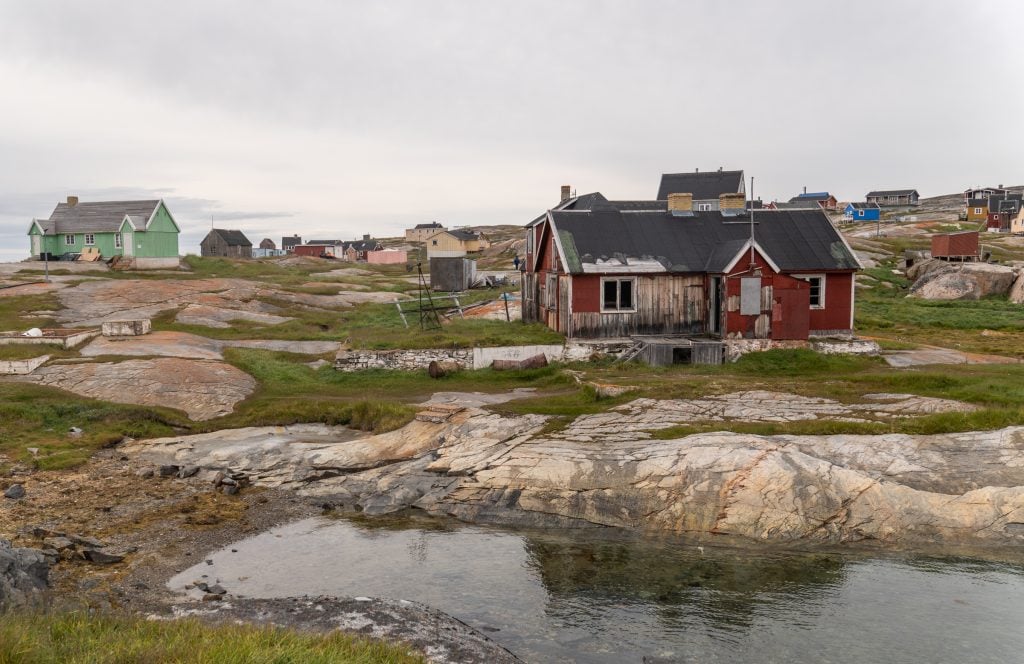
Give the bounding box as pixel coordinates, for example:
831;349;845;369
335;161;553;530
1;0;1021;260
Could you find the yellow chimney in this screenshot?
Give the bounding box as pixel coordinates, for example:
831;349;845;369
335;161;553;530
668;192;693;213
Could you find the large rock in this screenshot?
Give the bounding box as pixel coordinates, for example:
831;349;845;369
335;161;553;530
19;358;256;420
1009;272;1024;304
0;539;50;608
121;393;1024;551
908;261;1017;300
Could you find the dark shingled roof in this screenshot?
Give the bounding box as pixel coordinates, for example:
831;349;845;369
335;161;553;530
791;192;833;201
548;208;859;274
867;189;919;198
210;229;252;246
848;202;880;210
774;200;821;210
344;239;382;251
414;222;444;229
657;170;744;201
447;229;482;241
40;200;160;235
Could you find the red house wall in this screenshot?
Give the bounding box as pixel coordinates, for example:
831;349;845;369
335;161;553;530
571;275;601;313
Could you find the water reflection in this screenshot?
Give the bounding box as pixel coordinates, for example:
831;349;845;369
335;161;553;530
169;513;1024;664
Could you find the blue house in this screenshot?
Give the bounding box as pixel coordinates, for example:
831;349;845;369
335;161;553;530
844;202;881;222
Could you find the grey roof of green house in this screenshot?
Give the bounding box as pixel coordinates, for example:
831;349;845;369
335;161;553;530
866;189;919;198
36;200;161;235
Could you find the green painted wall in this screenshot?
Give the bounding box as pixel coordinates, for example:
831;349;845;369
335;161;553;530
31;230;125;258
134;231;179;257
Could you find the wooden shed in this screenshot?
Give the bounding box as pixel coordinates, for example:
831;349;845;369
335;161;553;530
931;231;979;261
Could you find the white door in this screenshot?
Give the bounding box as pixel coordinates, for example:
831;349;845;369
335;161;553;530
123;231;133;256
31;235;41;257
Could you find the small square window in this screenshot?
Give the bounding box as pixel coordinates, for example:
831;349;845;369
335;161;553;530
797;275;826;308
601;279;635;312
84;234;95;245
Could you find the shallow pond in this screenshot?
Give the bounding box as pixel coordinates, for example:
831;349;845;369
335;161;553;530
170;514;1024;663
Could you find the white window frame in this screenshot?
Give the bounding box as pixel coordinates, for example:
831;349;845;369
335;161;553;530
858;210;864;217
600;277;636;313
114;233;122;248
84;233;95;246
796;274;826;309
974;207;983;214
65;234;75;246
696;202;712;212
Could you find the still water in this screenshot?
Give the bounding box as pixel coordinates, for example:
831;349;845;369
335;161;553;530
170;514;1024;663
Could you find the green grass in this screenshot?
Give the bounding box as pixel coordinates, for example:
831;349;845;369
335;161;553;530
0;382;186;470
0;293;59;330
0;611;423;664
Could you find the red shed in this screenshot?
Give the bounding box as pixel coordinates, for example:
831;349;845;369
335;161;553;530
931;232;979;260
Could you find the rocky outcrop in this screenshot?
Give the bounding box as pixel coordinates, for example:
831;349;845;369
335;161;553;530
121;392;1024;550
19;358;256;420
170;596;522;664
907;259;1017;300
1009;272;1024;304
0;538;49;608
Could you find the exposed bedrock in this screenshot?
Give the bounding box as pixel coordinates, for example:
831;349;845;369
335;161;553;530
123;409;1024;550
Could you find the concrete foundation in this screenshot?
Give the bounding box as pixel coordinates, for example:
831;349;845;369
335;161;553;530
0;355;49;375
102;319;152;337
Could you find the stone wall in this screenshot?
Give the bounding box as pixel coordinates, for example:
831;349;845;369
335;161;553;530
101;319;152;337
0;355;49;375
335;340;630;372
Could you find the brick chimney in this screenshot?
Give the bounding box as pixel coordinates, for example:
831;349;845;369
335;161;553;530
720;193;746;217
560;185;571;202
66;195;79;207
668;192;693;215
362;234;371;241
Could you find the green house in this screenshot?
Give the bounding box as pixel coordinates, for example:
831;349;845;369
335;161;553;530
28;196;181;268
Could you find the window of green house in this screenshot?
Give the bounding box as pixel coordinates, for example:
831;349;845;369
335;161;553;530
114;233;122;248
65;234;75;245
84;234;95;245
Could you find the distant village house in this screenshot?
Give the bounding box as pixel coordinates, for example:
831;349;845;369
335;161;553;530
788;189;838;211
200;229;253;258
843;202;881;222
656;168;745;211
426;229;490;258
27;196;181;269
281;235;302;253
405;222;446;243
865;189;919;207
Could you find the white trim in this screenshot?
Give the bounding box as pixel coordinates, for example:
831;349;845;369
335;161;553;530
795;273;826;309
850;271;856;329
721;239;782;274
599;277;637;313
83;233;95;246
27;219;47;235
65;234;76;246
119;214;138;232
114;233;122;249
147;199;182;233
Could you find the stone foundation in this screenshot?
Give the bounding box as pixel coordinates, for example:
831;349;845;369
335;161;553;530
0;355;49;375
101;319;152;336
335;340;630;372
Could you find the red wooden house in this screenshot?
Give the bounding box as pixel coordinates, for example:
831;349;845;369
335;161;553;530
523;190;861;341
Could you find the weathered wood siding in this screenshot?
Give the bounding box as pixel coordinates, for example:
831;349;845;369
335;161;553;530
568;274;706;338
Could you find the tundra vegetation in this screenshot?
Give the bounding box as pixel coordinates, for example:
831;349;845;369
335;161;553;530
5;217;1024;658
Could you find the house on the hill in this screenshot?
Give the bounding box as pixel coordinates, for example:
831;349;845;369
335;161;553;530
281;235;302;252
866;189;919;207
200;229;252;258
426;229;490;258
657;168;745;211
789;190;838;211
406;222;446;243
343;236;384;261
966;198;990;223
523;190;861;341
28;196;180;268
986;194;1023;233
963;186;1007;202
844;202;881;222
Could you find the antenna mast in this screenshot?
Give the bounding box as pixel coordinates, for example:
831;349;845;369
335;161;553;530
749;176;756;268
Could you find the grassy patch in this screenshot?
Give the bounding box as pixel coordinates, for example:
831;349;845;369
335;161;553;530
0;292;60;330
0;382;186;470
0;611;423;664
